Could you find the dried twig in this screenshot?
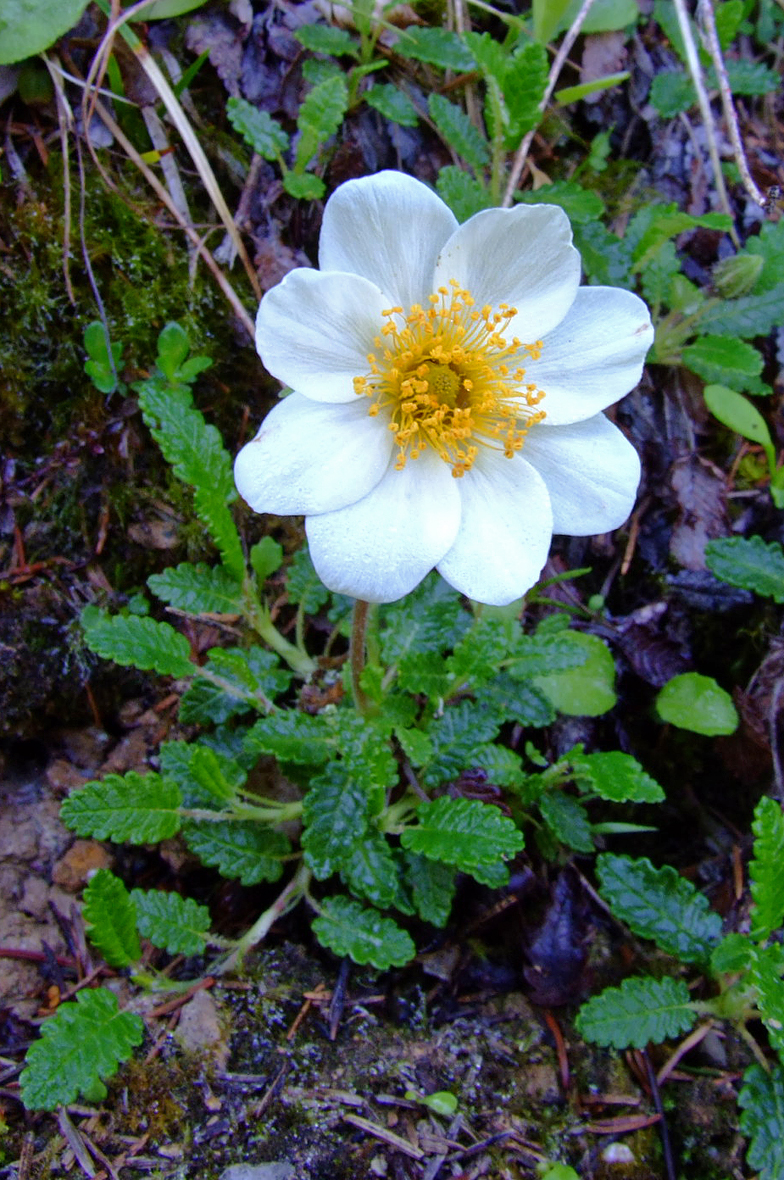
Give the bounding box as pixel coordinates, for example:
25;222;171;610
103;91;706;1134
696;0;767;210
43;56;76;304
672;0;738;242
502;0;599;206
89;97;256;340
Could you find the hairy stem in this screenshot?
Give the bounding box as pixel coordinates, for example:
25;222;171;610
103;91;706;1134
350;599;374;715
219;864;311;974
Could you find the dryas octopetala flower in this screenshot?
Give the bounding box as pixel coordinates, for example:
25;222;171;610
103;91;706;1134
235;171;653;606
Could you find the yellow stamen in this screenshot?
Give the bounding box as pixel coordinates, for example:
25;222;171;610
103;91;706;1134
355;283;547;476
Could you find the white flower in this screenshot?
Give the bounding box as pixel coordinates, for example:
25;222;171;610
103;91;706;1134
235;171;653;606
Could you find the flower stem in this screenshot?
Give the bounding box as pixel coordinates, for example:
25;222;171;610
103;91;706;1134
218;864;311;975
350;599;373;716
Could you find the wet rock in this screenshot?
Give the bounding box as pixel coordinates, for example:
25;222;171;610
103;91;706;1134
219;1164;296;1180
51;838;113;891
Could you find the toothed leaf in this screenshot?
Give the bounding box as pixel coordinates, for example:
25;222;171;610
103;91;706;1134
20;988;144;1111
60;772;182;843
313;896;415;969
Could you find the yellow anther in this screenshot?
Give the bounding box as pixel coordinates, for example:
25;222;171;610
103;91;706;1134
354;279;547;475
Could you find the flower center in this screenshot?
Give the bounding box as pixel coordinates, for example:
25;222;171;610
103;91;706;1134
353;279;546;478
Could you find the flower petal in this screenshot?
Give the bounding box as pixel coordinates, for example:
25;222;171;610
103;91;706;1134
305;449;461;603
523;414;640;535
256;269;388;403
437;454;553;606
531;286;654;425
433;204;581;340
318;171;458;309
234;392;392;515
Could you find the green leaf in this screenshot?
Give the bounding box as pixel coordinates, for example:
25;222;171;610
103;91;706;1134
342;830;400;908
710;931;753;975
380;576;469;663
746;223;784;294
556;70;630;105
19;988;144;1111
365;83;419;127
283;171;325;200
576;0;638;32
642;241;681;308
473;744;525;789
534;632;616;717
127;0;208;18
250;536;284;583
421;700;500;788
130;889;210;956
0;0;90;64
147;562;243;615
714;0;744;49
537;0;637;38
296;74;349;168
682;335;764;391
159;740;240;807
329;713;398;799
302;56;344;89
395;26;475;71
509;628;593;677
244;710;331;765
428;94;490;172
749;944;784;1054
155;322;190;380
60;772;182;843
84;321;123;394
563;746;665;803
404;852;457;927
503;41;548;144
81;606;194;677
183;821;289;884
540;1167;580;1180
463;29;506;83
435;165;491;222
704;385;775;459
739;1064;784;1180
401;796;523;871
185;744;245;803
286;545;330;613
750;795;784;941
514;181;604;225
707;536;784;604
656;672;739;736
447;615;516;685
397;651;450;698
532;0;572;42
596;853;723;963
302;763;370;879
576;976;695;1049
295;23;359;57
395;727;433;768
83;870;142;967
573;220;630;287
539;791;593;853
724;58;780;96
632;211;732;271
649;69;695;117
474;674;555;728
698;284;784;337
181;647;291;725
134;378;244;579
313;896;415;969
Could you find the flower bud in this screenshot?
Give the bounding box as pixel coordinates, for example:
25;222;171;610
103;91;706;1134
712;253;764;298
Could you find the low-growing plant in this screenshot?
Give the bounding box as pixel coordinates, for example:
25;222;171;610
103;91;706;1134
576;794;784;1178
20;320;666;1110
